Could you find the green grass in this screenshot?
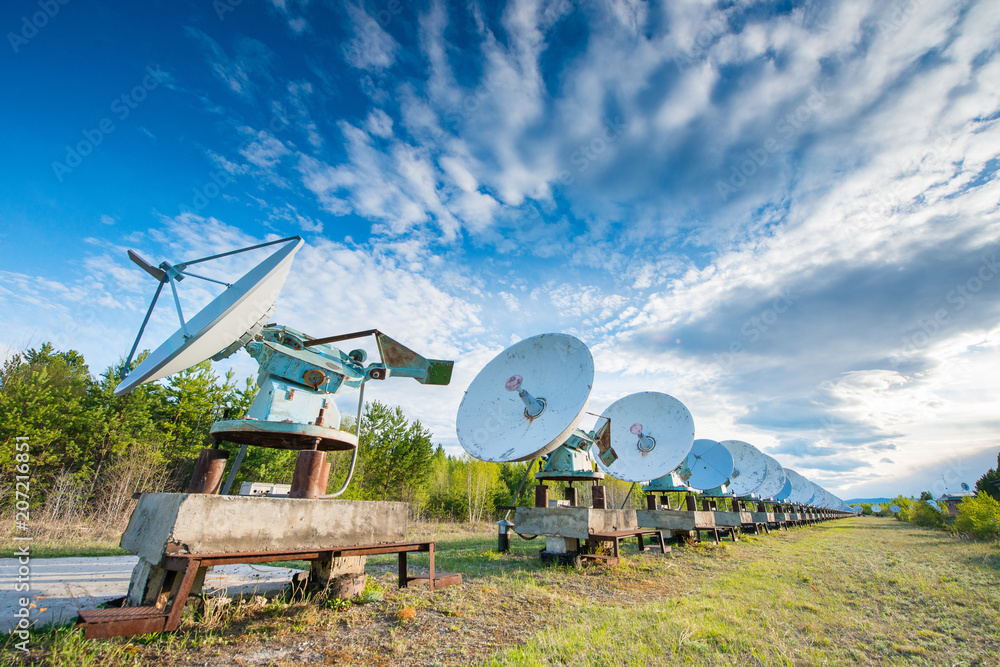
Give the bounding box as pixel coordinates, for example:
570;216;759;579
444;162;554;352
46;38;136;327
488;519;1000;666
3;518;997;666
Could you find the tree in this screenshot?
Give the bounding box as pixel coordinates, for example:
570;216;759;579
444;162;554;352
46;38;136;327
0;344;97;496
976;451;1000;502
354;401;434;503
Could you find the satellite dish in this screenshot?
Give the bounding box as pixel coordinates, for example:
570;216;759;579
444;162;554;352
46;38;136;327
926;499;939;510
889;504;901;513
677;439;733;491
774;476;793;501
720;440;769;496
116;237;303;396
782;470;814;505
871;504;882;513
594;391;695;483
456;334;593;462
961;482;970;492
755;454;787;500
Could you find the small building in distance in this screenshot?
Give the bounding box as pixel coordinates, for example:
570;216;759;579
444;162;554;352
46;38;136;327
940;491;975;517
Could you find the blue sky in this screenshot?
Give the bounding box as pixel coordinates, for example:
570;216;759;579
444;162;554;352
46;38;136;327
2;0;998;498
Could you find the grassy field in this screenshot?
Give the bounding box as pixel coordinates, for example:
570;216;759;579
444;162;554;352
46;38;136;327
3;517;998;666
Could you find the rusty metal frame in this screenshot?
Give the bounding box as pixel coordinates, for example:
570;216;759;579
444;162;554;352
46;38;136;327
78;541;460;639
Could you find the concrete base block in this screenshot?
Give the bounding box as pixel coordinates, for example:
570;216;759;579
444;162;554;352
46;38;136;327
636;509;717;531
513;507;638;540
713;511;753;528
121;493;406;607
544;537;579;554
310;555;367;600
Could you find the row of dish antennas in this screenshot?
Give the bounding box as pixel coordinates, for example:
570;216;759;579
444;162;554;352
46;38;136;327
456;334;852;513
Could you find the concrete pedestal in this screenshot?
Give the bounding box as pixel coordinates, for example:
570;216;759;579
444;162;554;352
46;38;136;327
513;506;638;541
121;493;406;605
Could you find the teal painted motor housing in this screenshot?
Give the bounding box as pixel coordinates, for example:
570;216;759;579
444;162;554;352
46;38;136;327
643;470;692;493
535;430;605;482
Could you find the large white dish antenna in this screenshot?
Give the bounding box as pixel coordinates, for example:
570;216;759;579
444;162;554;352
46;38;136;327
678;438;734;491
115;237;303;396
594;392;695;483
871;504;882;513
889;504;901;513
756;454;787;500
774;477;793;501
720;440;769;496
456;333;594;463
782;469;813;504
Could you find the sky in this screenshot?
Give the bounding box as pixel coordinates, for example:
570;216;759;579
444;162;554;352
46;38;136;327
1;0;998;499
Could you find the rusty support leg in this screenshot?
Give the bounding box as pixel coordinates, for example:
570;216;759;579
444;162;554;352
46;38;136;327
646;494;658;511
684;494;696;511
187;448;229;494
428;544;436;592
290;450;331;499
398;551;407;588
535;485;549;508
565;486;578;506
592;485;607;509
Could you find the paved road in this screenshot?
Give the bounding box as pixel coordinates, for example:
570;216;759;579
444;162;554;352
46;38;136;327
0;556;300;633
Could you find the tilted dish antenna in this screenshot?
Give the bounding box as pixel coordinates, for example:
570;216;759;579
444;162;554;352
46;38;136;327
677;438;734;491
755;454;787;500
116;236;454;498
889;504;901;514
116;236;303;396
960;482;970;492
593;391;695;484
871;504;882;513
774;476;793;502
720;440;769;496
456;334;594;463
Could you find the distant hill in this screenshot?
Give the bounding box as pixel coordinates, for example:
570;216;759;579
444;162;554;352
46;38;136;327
843;497;891;505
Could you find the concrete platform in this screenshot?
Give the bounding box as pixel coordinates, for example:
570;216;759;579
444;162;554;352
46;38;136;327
512;506;638;540
123;493;407;561
635;509;717;531
121;493;408;606
0;556;300;633
712;511;753;528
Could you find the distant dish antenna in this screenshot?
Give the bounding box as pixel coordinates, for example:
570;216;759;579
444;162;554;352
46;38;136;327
456;334;594;463
720;440;769;496
872;504;882;513
782;470;814;505
755;454;787;500
593;392;695;484
677;439;734;491
116;236;303;396
961;482;970;492
889;504;901;514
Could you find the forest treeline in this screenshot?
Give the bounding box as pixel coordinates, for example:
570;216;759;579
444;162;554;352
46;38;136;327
0;344;637;526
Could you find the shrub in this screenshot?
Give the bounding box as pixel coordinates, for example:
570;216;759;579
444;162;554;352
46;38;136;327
909;500;944;528
954;493;1000;540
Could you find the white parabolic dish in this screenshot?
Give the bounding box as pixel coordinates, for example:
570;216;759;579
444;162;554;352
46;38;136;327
720;440;769;496
872;504;882;512
756;454;787;500
679;438;734;491
115;237;303;396
595;391;695;483
456;333;594;463
783;470;813;505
